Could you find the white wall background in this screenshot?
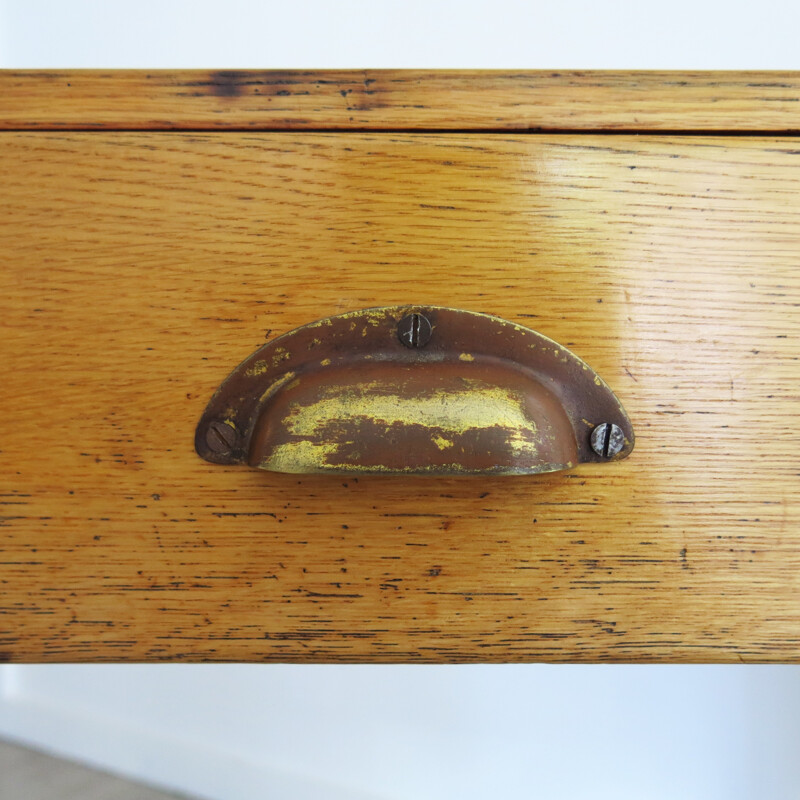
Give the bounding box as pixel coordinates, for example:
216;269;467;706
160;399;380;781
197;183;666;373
3;664;800;799
2;1;800;798
2;0;800;69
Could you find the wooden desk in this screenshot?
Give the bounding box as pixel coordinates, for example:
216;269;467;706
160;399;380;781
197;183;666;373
1;71;799;662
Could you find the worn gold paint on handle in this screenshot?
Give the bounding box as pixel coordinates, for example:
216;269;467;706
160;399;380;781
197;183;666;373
195;306;634;476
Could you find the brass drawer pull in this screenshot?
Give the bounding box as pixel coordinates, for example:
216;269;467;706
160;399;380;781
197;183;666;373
195;306;634;476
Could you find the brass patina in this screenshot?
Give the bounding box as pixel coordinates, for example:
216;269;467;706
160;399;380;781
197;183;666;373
195;306;634;475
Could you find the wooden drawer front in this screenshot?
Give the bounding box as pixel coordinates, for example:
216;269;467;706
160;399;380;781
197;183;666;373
2;132;799;662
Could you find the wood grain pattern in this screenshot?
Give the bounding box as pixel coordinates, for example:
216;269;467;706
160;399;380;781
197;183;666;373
1;132;799;662
2;70;800;131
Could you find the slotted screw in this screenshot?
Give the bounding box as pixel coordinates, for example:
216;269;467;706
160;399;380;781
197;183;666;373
590;422;624;458
206;420;236;455
397;313;432;348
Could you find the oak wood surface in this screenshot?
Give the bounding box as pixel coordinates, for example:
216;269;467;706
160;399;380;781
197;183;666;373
2;70;800;131
1;132;799;662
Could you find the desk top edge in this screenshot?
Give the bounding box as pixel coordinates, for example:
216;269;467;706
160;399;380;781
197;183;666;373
2;69;800;131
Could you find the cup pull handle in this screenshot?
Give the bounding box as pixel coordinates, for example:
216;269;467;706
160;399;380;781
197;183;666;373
195;305;634;476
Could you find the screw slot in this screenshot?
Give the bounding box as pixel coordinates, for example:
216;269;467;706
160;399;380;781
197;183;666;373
590;422;624;458
397;313;432;348
206;420;236;455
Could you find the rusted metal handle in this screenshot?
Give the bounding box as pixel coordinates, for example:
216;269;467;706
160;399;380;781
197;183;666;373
195;306;634;476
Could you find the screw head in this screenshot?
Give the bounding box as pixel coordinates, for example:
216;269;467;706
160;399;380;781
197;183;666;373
397;313;432;348
205;420;236;455
590;422;625;458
